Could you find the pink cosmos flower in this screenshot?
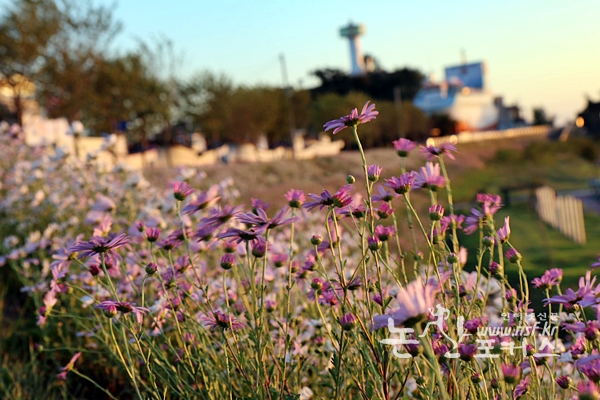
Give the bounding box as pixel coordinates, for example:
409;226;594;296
96;300;149;323
513;376;529;398
237;207;296;230
497;216;510;243
217;226;267;244
458;343;478;361
478;193;503;216
421;143;457;160
200;310;244;331
372;185;396;202
251;237;267;258
202;205;243;226
285;189;305;208
220;253;236;270
501;363;522;384
367;164;382;182
304;185;354;211
376;202;394;219
579;358;600;383
323;101;378;135
271;252;288;268
57;352;82;380
144;227;162;242
555;375;571;389
429;204;444;220
251;198;270;212
69;233;130;259
544;270;600;308
336;194;367;218
375;225;395;241
172;181;194;201
308;280;340;306
441;214;465;230
505;248;522;263
531;268;562;290
384;172;416;194
92;214;113;237
339;313;357;330
91;194;116;212
414;162;446;190
393;138;417;157
372;278;438;329
592;254;600;269
577;381;600;399
182;185;220;214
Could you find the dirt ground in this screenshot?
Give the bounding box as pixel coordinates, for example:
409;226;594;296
144;136;547;208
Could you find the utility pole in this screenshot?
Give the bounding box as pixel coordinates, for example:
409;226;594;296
394;86;402;137
279;53;296;159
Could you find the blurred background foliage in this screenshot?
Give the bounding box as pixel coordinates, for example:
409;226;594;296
0;0;436;151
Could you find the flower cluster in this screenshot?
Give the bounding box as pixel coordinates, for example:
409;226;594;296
0;109;598;400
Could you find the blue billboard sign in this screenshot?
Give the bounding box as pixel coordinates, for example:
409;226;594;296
445;62;484;89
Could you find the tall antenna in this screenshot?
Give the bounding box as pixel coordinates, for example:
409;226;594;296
279;54;296;158
340;22;366;76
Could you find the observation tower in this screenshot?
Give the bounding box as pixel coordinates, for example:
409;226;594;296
340;22;366;76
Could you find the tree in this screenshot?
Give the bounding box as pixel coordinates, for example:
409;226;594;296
0;0;61;124
179;71;235;145
398;101;428;141
310;67;424;103
38;0;122;124
180;73;305;146
532;107;554;126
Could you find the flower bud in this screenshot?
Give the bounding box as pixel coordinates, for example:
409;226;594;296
265;299;277;312
488;261;502;276
346;175;356;184
446;253;459;264
556;375;571;389
311;234;323;246
220;254;235;270
428;204;444;221
252;241;266;258
368;236;382;251
367;165;382;182
144;227;161;243
310;278;324;291
346;278;361;291
339;313;357;331
145;262;158;275
89;264;101;276
482;236;495;247
135;221;146;232
103;305;117;319
413;251;423;262
506;248;522;263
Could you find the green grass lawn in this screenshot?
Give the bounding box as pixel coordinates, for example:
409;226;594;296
457;203;600;310
448;142;600;203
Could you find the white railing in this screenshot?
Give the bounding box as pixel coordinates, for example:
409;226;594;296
535;186;586;244
426;125;551;147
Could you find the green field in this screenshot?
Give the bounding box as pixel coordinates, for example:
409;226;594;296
456;202;600;311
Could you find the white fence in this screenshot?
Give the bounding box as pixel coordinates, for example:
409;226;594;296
535;186;586;244
426;125;551;147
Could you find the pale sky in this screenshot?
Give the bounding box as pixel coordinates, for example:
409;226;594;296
12;0;600;124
